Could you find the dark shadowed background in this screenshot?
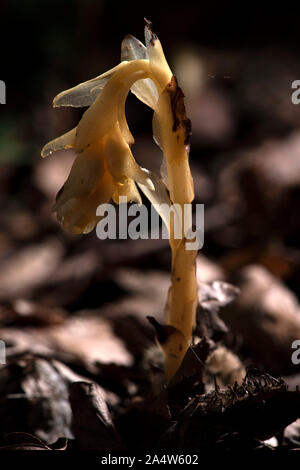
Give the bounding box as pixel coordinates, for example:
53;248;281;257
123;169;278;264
1;0;300;447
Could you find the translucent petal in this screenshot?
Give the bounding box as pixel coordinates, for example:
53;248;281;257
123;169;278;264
41;128;76;158
121;34;148;62
137;171;180;234
131;78;158;110
121;35;158;109
53;63;126;108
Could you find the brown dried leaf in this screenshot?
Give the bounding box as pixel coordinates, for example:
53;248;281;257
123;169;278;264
196;280;239;341
69;381;122;450
0;356;73;443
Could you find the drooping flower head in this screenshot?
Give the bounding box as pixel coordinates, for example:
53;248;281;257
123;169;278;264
41;20;191;235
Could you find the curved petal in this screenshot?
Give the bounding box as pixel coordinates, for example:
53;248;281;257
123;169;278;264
75;60;150;152
121;35;158;109
131;78;158;110
41;128;76;158
55;169;115;234
105;128;154;191
137;170;181;235
121;34;148;61
54;144;106;208
53;63;127;108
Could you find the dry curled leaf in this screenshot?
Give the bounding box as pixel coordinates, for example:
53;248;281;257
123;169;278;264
69;381;123;450
0;356;73;443
196;280;239;341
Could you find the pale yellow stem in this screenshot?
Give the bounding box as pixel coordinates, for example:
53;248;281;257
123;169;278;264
155;78;198;381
